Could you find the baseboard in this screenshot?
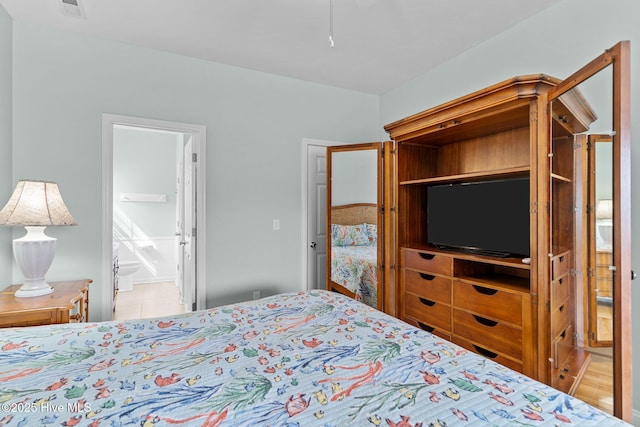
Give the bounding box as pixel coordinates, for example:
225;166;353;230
632;408;640;426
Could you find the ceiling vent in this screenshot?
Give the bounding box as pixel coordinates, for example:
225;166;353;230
60;0;86;19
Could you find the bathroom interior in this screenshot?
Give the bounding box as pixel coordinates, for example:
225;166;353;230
111;125;190;320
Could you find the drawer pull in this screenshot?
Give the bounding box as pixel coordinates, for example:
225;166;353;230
558;278;564;286
558;304;565;313
473;315;498;327
472;285;498;296
419;273;436;281
473;345;498;359
559;329;567;340
419;297;436;307
418;253;436;260
417;322;435;333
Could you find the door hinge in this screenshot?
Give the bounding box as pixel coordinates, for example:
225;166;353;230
192;227;197;237
192;302;197;311
192;153;198;162
587;268;595;278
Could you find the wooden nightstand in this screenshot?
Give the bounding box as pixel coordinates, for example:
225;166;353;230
0;279;92;328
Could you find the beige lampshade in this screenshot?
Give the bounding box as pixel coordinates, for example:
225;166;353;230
595;199;613;220
0;180;77;226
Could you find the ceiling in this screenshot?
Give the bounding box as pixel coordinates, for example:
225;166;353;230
0;0;563;94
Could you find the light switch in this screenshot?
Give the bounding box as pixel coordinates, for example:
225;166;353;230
273;219;280;231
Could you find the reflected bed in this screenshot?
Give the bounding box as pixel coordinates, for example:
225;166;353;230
329;203;378;307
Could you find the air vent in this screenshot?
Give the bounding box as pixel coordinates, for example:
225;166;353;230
60;0;86;18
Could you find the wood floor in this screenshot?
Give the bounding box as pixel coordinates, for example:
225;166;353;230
574;349;614;415
114;281;185;321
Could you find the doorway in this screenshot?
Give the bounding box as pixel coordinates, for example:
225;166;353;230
101;114;207;321
301;138;351;291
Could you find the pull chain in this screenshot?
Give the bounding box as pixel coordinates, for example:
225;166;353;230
329;0;335;48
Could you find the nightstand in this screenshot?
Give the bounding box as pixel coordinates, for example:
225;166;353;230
0;279;92;328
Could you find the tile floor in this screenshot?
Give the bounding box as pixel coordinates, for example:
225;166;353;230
114;281;185;321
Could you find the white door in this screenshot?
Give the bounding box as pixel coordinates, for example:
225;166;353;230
307;145;327;289
179;136;197;311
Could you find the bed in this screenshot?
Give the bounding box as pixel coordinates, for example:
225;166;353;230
329;203;378;308
0;290;630;426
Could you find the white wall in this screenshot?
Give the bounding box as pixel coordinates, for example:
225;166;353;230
331;150;377;206
379;0;640;418
0;7;12;285
10;21;381;315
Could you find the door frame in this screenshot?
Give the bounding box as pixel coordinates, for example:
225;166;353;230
301;138;352;291
101;114;207;321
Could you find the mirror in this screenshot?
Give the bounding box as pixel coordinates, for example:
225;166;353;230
327;144;383;310
549;42;631;419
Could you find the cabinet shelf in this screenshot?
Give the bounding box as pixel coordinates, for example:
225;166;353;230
400;166;530;186
456;274;530;294
403;245;531;270
551;172;572;183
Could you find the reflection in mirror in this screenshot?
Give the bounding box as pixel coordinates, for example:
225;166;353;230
552;65;615;415
327;148;380;309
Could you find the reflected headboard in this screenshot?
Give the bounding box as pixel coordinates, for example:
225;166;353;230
331;203;377;225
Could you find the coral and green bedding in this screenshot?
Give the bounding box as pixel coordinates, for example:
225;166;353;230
331;245;377;307
0;290;630;426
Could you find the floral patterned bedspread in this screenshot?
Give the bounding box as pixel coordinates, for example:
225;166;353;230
331;245;377;307
0;290;630;426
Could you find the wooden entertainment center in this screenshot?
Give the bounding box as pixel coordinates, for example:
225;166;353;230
384;74;596;391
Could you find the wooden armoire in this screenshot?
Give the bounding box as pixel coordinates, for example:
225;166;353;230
383;73;592;391
326;41;631;420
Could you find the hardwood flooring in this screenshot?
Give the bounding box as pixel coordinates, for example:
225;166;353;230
574;348;614;415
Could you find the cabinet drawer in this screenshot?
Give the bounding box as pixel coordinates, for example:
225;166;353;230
404;293;451;331
553;325;573;369
404;250;452;276
404;317;451;341
452;309;522;360
0;310;57;327
551;300;571;339
551;273;570;309
453;280;522;325
404;269;451;304
551;252;570;280
452;336;523;373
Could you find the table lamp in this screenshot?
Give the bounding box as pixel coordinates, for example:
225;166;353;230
0;180;77;297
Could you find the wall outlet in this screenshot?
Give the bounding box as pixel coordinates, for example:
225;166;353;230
252;290;261;300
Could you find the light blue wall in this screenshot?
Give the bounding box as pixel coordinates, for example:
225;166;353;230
0;7;11;286
113;127;177;238
331;150;377;206
10;21;380;315
380;0;640;417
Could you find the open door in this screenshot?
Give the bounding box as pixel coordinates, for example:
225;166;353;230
326;142;395;313
548;41;631;421
176;135;197;312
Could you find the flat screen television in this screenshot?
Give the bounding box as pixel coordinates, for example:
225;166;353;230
427;177;530;258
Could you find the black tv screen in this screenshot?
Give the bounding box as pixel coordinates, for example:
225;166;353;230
427;178;530;258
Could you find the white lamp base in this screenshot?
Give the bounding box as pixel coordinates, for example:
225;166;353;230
15;282;53;297
13;226;56;298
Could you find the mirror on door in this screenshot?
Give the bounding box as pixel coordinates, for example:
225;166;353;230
551;63;617;415
327;144;382;310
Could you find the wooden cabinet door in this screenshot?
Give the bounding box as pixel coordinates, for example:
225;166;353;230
548;41;631;422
